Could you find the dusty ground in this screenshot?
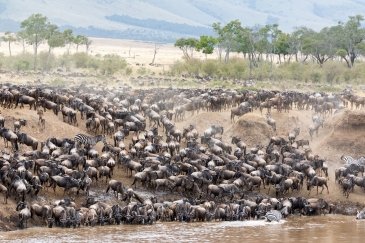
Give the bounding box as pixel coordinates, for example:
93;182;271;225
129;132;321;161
0;89;365;230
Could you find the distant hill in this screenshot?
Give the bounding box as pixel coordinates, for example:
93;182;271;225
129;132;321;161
0;0;365;42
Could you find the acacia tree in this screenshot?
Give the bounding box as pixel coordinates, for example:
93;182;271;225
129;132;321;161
73;35;86;52
274;32;290;63
46;25;65;70
174;38;198;60
20;13;51;70
83;37;92;53
334;15;365;68
213;20;243;62
63;29;74;54
16;30;27;54
2;31;17;56
196;35;217;59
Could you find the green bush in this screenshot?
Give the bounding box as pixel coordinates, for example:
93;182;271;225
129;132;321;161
136;67;148;75
99;54;127;75
72;53;90;69
9;53;34;71
310;71;322;83
38;51;57;71
125;67;133;76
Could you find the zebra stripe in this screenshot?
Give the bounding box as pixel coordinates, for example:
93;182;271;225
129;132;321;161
264;210;282;222
74;134;106;148
341;155;365;166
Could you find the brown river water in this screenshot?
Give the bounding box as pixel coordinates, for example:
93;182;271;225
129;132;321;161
0;215;364;243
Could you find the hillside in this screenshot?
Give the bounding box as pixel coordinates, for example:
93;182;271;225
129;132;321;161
0;0;365;42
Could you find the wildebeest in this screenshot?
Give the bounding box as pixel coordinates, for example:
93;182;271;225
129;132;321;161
203;125;224;138
230;104;252;122
17;132;38;150
339;176;355;198
288;127;300;144
49;175;81;195
17;202;31;229
15;95;37;110
0;128;19;151
0;184;8;203
265;113;276;132
14;119;27;133
307;176;329;195
106;179;125;198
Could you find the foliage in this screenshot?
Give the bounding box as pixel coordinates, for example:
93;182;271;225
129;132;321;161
1;31;16;56
196;35;217;57
99;54;128;75
20;13;51;70
174;38;198;59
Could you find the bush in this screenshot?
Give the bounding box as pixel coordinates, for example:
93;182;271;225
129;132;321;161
310;71;322;83
202;60;218;77
10;53;33;71
137;67;148;76
72;53;90;69
38;51;57;71
125;67;133;76
99;54;127;75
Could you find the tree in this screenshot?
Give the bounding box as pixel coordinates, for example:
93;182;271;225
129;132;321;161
20;13;51;70
288;29;303;62
46;25;65;70
213;20;243;62
299;27;335;66
274;32;290;63
73;35;85;52
16;30;27;54
63;29;74;54
334;15;365;67
2;31;16;56
174;38;198;60
196;35;217;59
83;37;92;53
150;43;160;65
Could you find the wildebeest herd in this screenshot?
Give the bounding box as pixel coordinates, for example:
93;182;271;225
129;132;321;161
0;83;364;229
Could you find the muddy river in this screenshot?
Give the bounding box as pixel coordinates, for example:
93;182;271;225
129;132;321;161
1;215;364;243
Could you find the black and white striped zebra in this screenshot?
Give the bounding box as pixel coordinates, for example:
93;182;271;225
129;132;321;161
341;155;365;166
264;210;282;222
74;134;106;149
341;155;365;176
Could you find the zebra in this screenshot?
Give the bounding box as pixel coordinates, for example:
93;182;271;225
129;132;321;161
74;134;106;149
341;155;365;176
263;210;282;222
341;155;365;166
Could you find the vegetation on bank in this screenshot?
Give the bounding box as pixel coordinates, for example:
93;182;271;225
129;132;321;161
0;52;129;75
168;58;365;86
171;15;365;89
1;13;365;91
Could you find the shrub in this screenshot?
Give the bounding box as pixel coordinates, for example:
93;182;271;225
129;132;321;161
310;71;322;83
99;54;127;75
125;67;133;76
72;53;89;69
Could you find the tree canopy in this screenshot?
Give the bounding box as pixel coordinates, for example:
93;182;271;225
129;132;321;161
175;15;365;68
